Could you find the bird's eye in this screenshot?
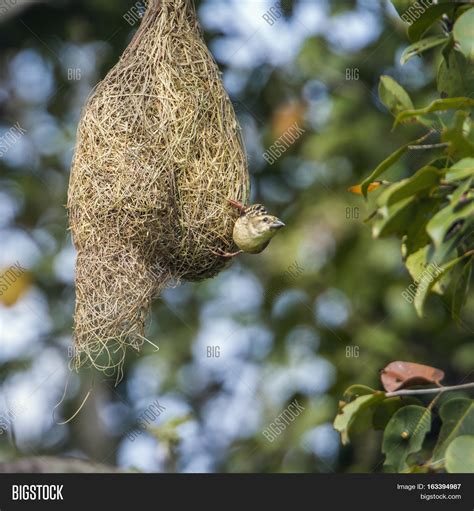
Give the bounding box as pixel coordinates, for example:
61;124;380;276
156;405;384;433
263;217;269;223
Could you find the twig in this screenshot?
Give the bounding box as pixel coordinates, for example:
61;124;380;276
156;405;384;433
408;143;449;150
386;381;474;397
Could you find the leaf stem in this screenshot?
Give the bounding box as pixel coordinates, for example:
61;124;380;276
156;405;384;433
386;382;474;398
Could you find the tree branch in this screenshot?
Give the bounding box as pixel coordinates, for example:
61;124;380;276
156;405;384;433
386;382;474;398
408;142;449;150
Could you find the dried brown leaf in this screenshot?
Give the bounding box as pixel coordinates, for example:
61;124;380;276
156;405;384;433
380;361;445;392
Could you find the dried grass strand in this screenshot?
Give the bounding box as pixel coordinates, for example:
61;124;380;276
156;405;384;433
67;0;249;375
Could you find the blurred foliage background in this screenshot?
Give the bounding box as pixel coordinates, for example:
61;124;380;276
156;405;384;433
0;0;472;473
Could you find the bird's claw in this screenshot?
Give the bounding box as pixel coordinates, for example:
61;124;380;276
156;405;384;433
211;247;243;258
227;198;246;213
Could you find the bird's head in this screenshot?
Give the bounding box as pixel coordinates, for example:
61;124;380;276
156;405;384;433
234;204;285;250
244;213;285;240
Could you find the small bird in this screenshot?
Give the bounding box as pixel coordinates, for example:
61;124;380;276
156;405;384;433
213;199;285;258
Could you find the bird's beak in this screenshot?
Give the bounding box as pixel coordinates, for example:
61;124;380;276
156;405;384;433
271;219;285;230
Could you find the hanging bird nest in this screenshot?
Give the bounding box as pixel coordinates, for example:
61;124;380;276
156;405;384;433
67;0;249;376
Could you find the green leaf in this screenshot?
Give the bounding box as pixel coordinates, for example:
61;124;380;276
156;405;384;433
438;47;474;98
405;465;430;473
401;35;448;65
372;197;415;239
374;399;404;430
433;218;473;268
445;157;474;182
376;166;440;207
453;8;474;61
451;176;473;204
426;191;474;251
347;406;376;439
343;385;376;402
407;3;458;42
379;75;414;116
446;436;474;473
405;245;431;282
433;399;474;462
390;0;417;18
373;397;422;430
382;405;432;472
361;145;409;198
414;253;470;316
442;110;474;159
403;199;442;257
405;244;451;296
360;130;438;197
334;393;385;445
453;3;474;23
452;259;472;322
394;97;474;128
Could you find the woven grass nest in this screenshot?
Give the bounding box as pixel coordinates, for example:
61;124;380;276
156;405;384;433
67;0;249;375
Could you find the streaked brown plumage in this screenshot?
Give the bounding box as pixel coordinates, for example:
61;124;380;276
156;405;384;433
213;199;285;258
